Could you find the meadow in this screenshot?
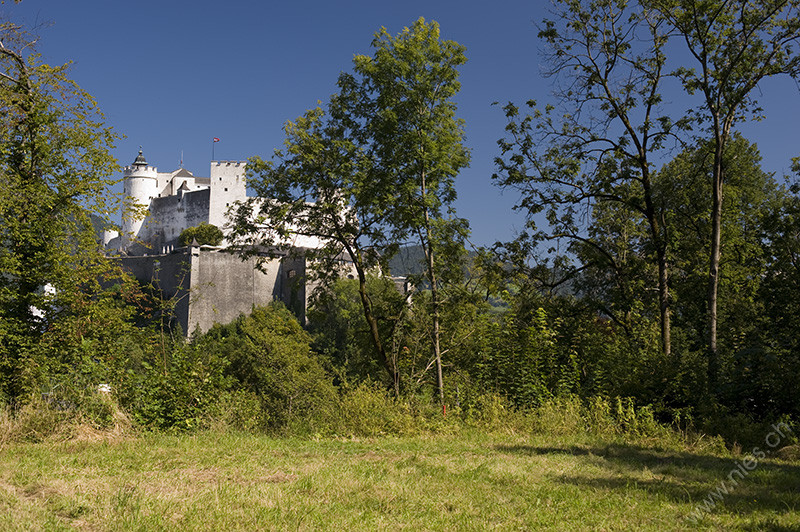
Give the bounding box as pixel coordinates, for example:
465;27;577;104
1;425;798;531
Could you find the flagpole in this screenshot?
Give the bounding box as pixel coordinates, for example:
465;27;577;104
212;139;215;161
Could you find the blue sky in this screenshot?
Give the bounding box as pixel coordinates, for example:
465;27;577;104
4;1;800;246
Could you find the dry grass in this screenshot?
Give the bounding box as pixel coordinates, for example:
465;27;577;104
0;395;135;450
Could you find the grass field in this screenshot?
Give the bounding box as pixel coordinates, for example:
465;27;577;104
0;428;798;531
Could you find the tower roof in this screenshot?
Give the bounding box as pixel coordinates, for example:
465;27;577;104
132;147;147;166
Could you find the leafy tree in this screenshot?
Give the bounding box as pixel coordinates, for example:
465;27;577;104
339;18;470;404
655;134;776;353
0;22;121;399
495;0;678;358
308;276;407;385
745;173;800;417
648;0;800;387
178;222;223;247
232;18;468;400
230;100;401;390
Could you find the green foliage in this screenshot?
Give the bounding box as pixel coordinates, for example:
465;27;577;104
233;18;469;394
475;307;557;407
495;0;677;359
656;134;776;351
0;23;123;401
328;382;418;437
533;395;679;443
649;0;800;379
198;304;336;431
308;276;406;385
178;223;223;247
118;337;232;432
350;18;470;403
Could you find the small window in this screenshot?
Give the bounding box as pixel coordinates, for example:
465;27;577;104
287;269;296;279
224;188;228;192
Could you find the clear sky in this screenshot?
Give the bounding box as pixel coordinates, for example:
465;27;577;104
4;1;800;247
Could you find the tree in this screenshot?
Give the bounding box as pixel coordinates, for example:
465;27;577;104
0;22;121;398
230;101;404;392
307;275;408;385
178;222;223;247
648;0;800;388
232;18;469;401
339;18;470;404
655;134;776;352
495;0;678;358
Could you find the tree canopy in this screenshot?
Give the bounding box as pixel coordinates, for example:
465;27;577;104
0;22;122;399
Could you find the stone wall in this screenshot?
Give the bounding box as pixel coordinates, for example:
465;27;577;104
120;247;307;335
143;188;211;251
119;252;193;333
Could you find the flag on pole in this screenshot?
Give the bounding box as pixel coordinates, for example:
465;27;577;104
213;137;220;143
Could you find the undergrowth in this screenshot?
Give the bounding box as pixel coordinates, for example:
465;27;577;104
3;383;788;459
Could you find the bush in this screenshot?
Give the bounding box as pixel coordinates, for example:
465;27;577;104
0;386;133;444
328;382;417;437
198;304;336;431
117;339;232;431
205;389;267;433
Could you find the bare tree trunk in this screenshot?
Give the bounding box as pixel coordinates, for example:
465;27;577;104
425;224;444;405
420;168;444;405
642;167;672;360
352;252;399;396
656;249;672;359
707;143;724;390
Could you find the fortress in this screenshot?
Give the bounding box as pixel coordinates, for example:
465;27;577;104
106;149;332;334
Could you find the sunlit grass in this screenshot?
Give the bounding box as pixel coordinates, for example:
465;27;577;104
0;428;798;530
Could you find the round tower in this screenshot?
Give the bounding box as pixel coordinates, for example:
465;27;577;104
121;148;158;246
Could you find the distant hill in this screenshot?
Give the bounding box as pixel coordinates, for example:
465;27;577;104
387;245;480;279
388;245;426;277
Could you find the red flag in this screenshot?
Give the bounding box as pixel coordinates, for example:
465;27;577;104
213;137;220;143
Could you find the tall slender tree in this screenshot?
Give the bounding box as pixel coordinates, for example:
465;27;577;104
235;18;469;402
495;0;678;358
648;0;800;389
343;18;470;404
230;104;403;393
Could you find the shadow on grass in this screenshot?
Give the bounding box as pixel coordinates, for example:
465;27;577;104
497;442;800;523
740;524;800;532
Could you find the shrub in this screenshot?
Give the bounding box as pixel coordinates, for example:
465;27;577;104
329;382;417;437
0;386;133;444
118;339;232;431
198;304;336;431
